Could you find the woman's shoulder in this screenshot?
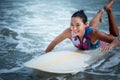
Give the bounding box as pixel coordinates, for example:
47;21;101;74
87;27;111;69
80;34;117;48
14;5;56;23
63;27;72;34
62;27;72;39
85;27;94;35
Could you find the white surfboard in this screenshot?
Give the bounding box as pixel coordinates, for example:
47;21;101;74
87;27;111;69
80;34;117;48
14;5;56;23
24;47;105;74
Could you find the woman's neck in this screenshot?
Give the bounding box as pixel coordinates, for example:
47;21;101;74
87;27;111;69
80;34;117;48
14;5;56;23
78;30;85;41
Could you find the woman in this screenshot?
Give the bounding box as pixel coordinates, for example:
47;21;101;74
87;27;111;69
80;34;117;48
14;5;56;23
45;0;119;53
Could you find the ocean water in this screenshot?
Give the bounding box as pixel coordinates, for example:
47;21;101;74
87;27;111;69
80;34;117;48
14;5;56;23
0;0;120;80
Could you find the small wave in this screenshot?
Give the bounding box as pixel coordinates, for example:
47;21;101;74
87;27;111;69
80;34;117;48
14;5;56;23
85;44;120;78
0;66;23;74
84;71;119;77
0;27;18;40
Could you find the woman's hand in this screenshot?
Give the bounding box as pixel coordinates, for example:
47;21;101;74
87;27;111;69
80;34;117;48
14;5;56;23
101;39;120;52
101;44;113;52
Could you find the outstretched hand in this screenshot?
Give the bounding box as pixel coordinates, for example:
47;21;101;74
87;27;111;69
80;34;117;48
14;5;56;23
101;44;113;52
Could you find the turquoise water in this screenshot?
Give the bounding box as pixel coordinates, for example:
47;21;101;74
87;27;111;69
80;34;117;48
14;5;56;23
0;0;120;80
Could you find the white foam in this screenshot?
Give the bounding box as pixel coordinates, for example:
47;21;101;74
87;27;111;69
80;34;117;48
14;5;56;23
0;66;23;74
12;1;72;54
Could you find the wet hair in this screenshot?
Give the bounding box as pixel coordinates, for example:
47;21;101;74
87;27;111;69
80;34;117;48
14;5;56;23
71;10;88;24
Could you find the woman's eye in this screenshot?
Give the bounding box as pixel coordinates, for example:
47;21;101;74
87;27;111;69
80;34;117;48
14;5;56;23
76;23;80;27
71;24;74;26
76;24;80;27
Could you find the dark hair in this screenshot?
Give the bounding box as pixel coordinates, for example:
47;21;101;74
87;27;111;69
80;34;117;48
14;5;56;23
72;10;88;24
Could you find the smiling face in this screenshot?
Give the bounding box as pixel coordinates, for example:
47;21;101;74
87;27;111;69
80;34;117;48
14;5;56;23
70;17;88;36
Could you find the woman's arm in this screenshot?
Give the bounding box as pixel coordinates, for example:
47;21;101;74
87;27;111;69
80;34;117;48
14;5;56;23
45;28;71;53
91;29;120;51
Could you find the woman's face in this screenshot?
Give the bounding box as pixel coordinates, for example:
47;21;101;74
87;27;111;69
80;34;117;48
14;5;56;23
70;17;88;36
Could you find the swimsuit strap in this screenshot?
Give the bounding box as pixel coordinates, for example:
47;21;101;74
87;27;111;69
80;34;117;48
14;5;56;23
84;27;93;37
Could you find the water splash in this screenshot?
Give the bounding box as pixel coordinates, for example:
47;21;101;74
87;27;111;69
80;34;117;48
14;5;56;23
0;66;23;74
